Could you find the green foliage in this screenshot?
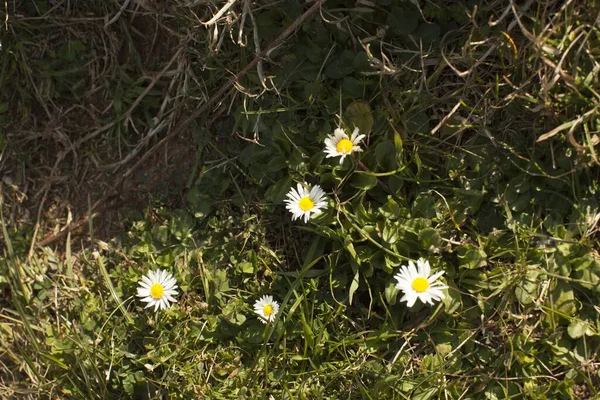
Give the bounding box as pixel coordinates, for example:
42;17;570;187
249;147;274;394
2;0;600;399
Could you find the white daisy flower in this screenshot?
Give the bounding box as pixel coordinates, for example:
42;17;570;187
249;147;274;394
394;258;448;307
284;183;328;223
137;269;179;311
324;127;366;164
253;295;280;323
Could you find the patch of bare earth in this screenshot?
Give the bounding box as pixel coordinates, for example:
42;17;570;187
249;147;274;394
1;2;203;252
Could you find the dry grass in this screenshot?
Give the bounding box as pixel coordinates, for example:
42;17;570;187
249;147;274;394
1;0;599;398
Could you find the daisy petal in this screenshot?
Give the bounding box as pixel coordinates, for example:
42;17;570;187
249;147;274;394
136;269;179;311
392;259;448;307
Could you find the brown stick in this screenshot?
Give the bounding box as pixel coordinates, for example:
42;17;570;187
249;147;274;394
38;0;327;247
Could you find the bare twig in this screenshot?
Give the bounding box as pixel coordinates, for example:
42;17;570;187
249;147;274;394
105;0;132;28
443;0;536;78
203;0;238;26
73;47;183;149
431;101;461;135
246;0;267;90
536;105;600;143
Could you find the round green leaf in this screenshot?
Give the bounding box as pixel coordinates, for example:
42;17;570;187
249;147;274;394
353;51;370;72
552;281;577;317
412;23;441;43
325;50;355;79
386;6;419;36
567;319;591;339
349;172;377;190
186;187;212;219
375;141;397;171
458;248;487;269
418;228;441;249
345;100;374;135
341;77;363;98
515;269;540;306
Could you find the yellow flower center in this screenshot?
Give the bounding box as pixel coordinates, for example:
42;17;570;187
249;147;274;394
411;277;429;293
263;304;274;316
298;196;314;211
336;138;354;154
150;283;164;299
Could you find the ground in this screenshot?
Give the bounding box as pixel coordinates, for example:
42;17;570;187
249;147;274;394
1;0;600;399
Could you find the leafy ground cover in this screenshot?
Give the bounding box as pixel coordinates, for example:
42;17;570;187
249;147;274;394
1;0;600;398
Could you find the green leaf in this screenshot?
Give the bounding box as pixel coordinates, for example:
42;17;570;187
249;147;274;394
303;236;325;268
345;100;374;135
403;218;431;233
459;248;487;269
394;130;404;166
412;193;436;219
303;81;322;100
442;281;461;314
343;237;361;265
552;281;577;317
381;222;399;245
571;255;594;271
510;193;531;212
169;209;195;240
237;262;255;274
375;141;397;171
412;23;441;43
186;187;212;219
572;258;600;292
386;6;419;36
418;228;441;249
412;388;438;400
157;251;175;267
240;144;272;167
384;280;398;304
349;172;377;190
58;40;85;61
353;51;370;72
370;250;389;273
557;242;580;257
421;354;443;371
132;241;155;254
435;343;452;357
379;197;405;220
348;263;360;305
265;176;293;203
152;225;169;244
406;110;430;134
515;269;540;305
324;50;355;79
389;175;404;194
96;255;134;325
341;77;363;98
282;0;302;18
567;319;590;339
267;155;287;172
385;254;403;269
